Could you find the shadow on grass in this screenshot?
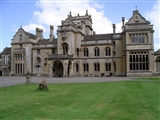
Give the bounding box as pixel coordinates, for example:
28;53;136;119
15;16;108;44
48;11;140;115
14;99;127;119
36;88;49;91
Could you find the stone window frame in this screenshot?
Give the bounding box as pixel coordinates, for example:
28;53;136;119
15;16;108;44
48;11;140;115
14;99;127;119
105;47;111;56
37;49;40;54
130;34;145;44
83;48;89;57
83;63;89;72
34;65;42;73
94;63;100;72
62;43;68;55
76;63;79;72
105;63;111;71
37;57;41;63
94;47;99;56
129;52;149;71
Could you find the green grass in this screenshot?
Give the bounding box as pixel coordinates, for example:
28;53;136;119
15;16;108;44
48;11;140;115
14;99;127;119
0;79;160;120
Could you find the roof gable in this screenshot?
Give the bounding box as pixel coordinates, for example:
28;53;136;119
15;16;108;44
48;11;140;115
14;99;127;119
127;10;149;24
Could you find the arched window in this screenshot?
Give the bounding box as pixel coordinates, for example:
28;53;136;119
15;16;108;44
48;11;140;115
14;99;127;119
94;47;99;56
37;57;41;63
84;48;88;57
62;43;68;55
106;47;111;56
156;57;160;62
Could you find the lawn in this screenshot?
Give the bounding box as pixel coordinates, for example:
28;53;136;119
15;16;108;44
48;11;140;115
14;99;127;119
0;79;160;120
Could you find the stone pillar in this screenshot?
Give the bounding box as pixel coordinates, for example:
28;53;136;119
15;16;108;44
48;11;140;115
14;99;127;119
16;63;18;74
26;71;31;84
22;54;23;74
48;67;53;77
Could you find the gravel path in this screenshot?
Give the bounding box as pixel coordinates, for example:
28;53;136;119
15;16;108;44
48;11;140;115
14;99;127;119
0;76;140;87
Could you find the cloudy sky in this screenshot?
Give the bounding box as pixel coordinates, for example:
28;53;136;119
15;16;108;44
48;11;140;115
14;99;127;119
1;0;159;52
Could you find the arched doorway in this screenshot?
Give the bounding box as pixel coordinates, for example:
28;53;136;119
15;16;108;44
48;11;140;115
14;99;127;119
68;61;72;77
52;60;63;77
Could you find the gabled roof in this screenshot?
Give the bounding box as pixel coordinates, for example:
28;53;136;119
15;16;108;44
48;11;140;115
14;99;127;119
24;31;36;39
154;49;160;55
1;47;11;54
37;39;57;44
84;34;112;41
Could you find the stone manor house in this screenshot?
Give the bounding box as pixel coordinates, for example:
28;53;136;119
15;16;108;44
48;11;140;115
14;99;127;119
10;9;160;77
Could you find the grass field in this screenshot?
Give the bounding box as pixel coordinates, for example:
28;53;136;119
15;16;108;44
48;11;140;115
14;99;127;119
0;78;160;120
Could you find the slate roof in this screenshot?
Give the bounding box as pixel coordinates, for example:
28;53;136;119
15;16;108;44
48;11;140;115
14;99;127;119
1;47;11;54
37;39;57;44
154;49;160;55
24;31;36;39
83;34;112;41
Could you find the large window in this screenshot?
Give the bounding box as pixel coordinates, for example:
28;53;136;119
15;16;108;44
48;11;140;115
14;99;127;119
83;63;89;72
14;54;24;74
106;47;111;56
106;63;111;71
35;65;42;73
131;34;145;44
94;63;100;72
129;52;149;71
94;47;99;56
84;48;88;57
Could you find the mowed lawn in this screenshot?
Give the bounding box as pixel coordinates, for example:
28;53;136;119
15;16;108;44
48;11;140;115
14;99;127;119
0;78;160;120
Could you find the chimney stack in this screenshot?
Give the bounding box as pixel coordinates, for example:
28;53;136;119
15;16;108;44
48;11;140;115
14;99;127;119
50;25;54;41
122;17;125;31
36;28;43;39
122;17;125;27
112;24;116;33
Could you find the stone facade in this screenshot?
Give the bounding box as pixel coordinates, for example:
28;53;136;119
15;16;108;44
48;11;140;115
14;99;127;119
10;10;157;77
0;47;11;76
153;49;160;76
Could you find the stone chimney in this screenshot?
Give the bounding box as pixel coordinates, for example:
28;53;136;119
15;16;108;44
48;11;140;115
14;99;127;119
49;25;54;41
93;31;96;35
36;28;43;39
112;24;116;33
122;17;125;31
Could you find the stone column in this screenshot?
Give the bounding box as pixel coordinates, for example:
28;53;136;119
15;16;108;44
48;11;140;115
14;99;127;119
22;61;24;74
16;63;18;74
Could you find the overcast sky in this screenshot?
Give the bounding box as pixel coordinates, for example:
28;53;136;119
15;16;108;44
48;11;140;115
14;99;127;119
1;0;159;52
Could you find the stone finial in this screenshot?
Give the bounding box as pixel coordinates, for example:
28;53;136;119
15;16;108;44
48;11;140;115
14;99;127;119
70;11;72;16
86;9;88;16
